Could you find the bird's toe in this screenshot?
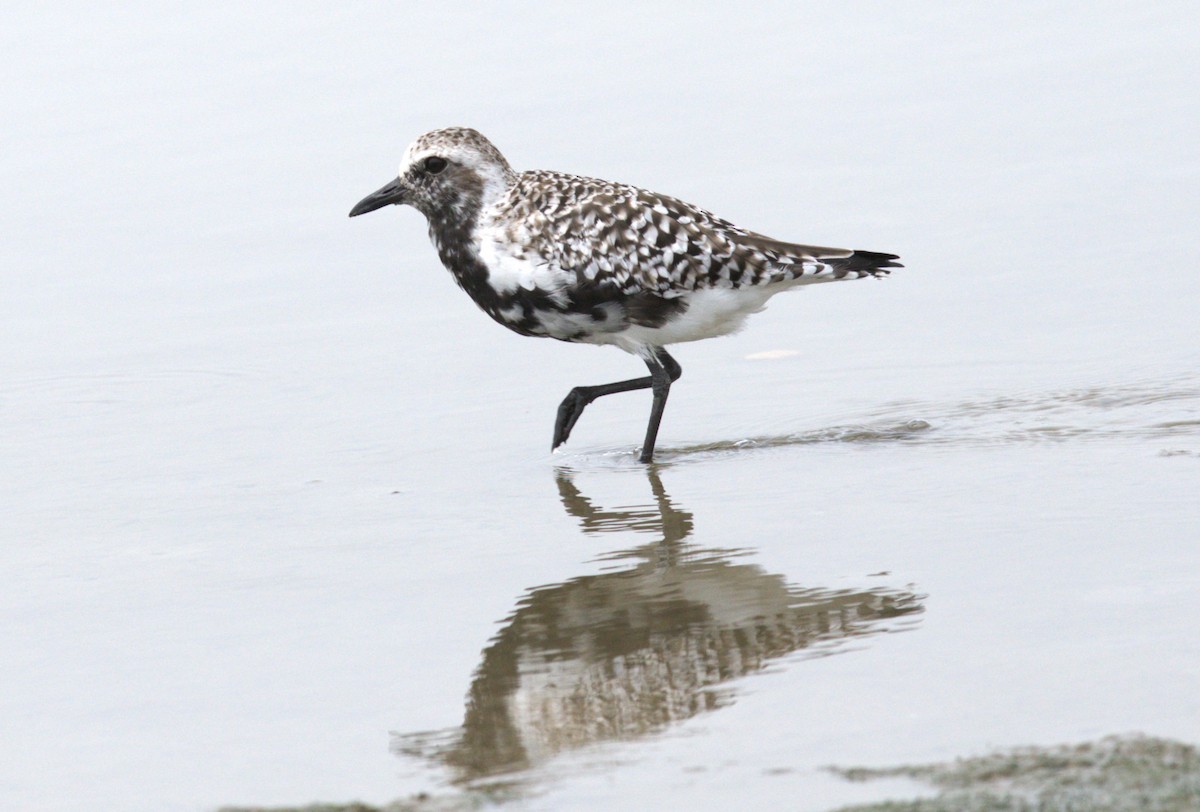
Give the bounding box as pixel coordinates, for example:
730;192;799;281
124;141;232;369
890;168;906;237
552;388;593;449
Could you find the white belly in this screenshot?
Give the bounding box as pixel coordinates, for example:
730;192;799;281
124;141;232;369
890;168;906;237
604;286;779;353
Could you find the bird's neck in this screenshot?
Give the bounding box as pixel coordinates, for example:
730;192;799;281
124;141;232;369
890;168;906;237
425;204;519;328
427;208;484;282
424;170;512;269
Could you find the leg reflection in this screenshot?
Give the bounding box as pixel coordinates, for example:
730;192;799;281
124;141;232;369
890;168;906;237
555;465;692;568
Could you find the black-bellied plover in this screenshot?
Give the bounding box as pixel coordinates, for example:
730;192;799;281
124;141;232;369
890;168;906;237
350;127;900;463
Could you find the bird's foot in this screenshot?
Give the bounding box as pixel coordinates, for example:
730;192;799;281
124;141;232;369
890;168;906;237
552;387;595;450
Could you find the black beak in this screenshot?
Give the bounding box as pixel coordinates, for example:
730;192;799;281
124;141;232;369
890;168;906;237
349;177;408;217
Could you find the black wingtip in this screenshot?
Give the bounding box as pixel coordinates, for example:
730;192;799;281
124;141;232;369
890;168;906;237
846;249;903;275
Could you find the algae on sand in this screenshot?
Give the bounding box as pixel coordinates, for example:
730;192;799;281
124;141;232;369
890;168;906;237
829;735;1200;812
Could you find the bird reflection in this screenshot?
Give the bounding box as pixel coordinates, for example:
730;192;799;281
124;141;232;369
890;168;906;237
393;468;923;786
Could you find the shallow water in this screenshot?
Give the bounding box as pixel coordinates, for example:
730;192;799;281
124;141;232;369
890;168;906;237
3;3;1199;811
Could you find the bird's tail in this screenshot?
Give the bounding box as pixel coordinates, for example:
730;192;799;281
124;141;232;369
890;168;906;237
735;233;902;283
827;249;903;279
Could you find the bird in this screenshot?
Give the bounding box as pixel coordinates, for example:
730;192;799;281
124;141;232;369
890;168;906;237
350;127;900;463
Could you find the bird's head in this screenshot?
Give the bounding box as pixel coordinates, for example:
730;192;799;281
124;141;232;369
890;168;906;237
349;127;516;222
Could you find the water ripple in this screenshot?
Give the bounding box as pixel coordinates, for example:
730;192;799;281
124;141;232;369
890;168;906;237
643;375;1200;462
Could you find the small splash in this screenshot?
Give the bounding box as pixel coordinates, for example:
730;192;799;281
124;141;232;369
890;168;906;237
656;419;934;459
812;420;934;443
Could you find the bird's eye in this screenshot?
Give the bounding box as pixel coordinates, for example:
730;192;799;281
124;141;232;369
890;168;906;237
423;156;448;174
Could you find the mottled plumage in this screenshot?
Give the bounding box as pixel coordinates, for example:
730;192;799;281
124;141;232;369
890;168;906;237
350;127;900;462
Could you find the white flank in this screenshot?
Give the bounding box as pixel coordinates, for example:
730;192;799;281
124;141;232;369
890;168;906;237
608;287;777;354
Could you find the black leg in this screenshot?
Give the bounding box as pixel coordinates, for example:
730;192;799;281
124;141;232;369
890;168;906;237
553;375;654;450
552;347;682;458
638;349;677;463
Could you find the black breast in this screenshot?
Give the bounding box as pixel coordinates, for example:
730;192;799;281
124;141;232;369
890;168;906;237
427;212;688;342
